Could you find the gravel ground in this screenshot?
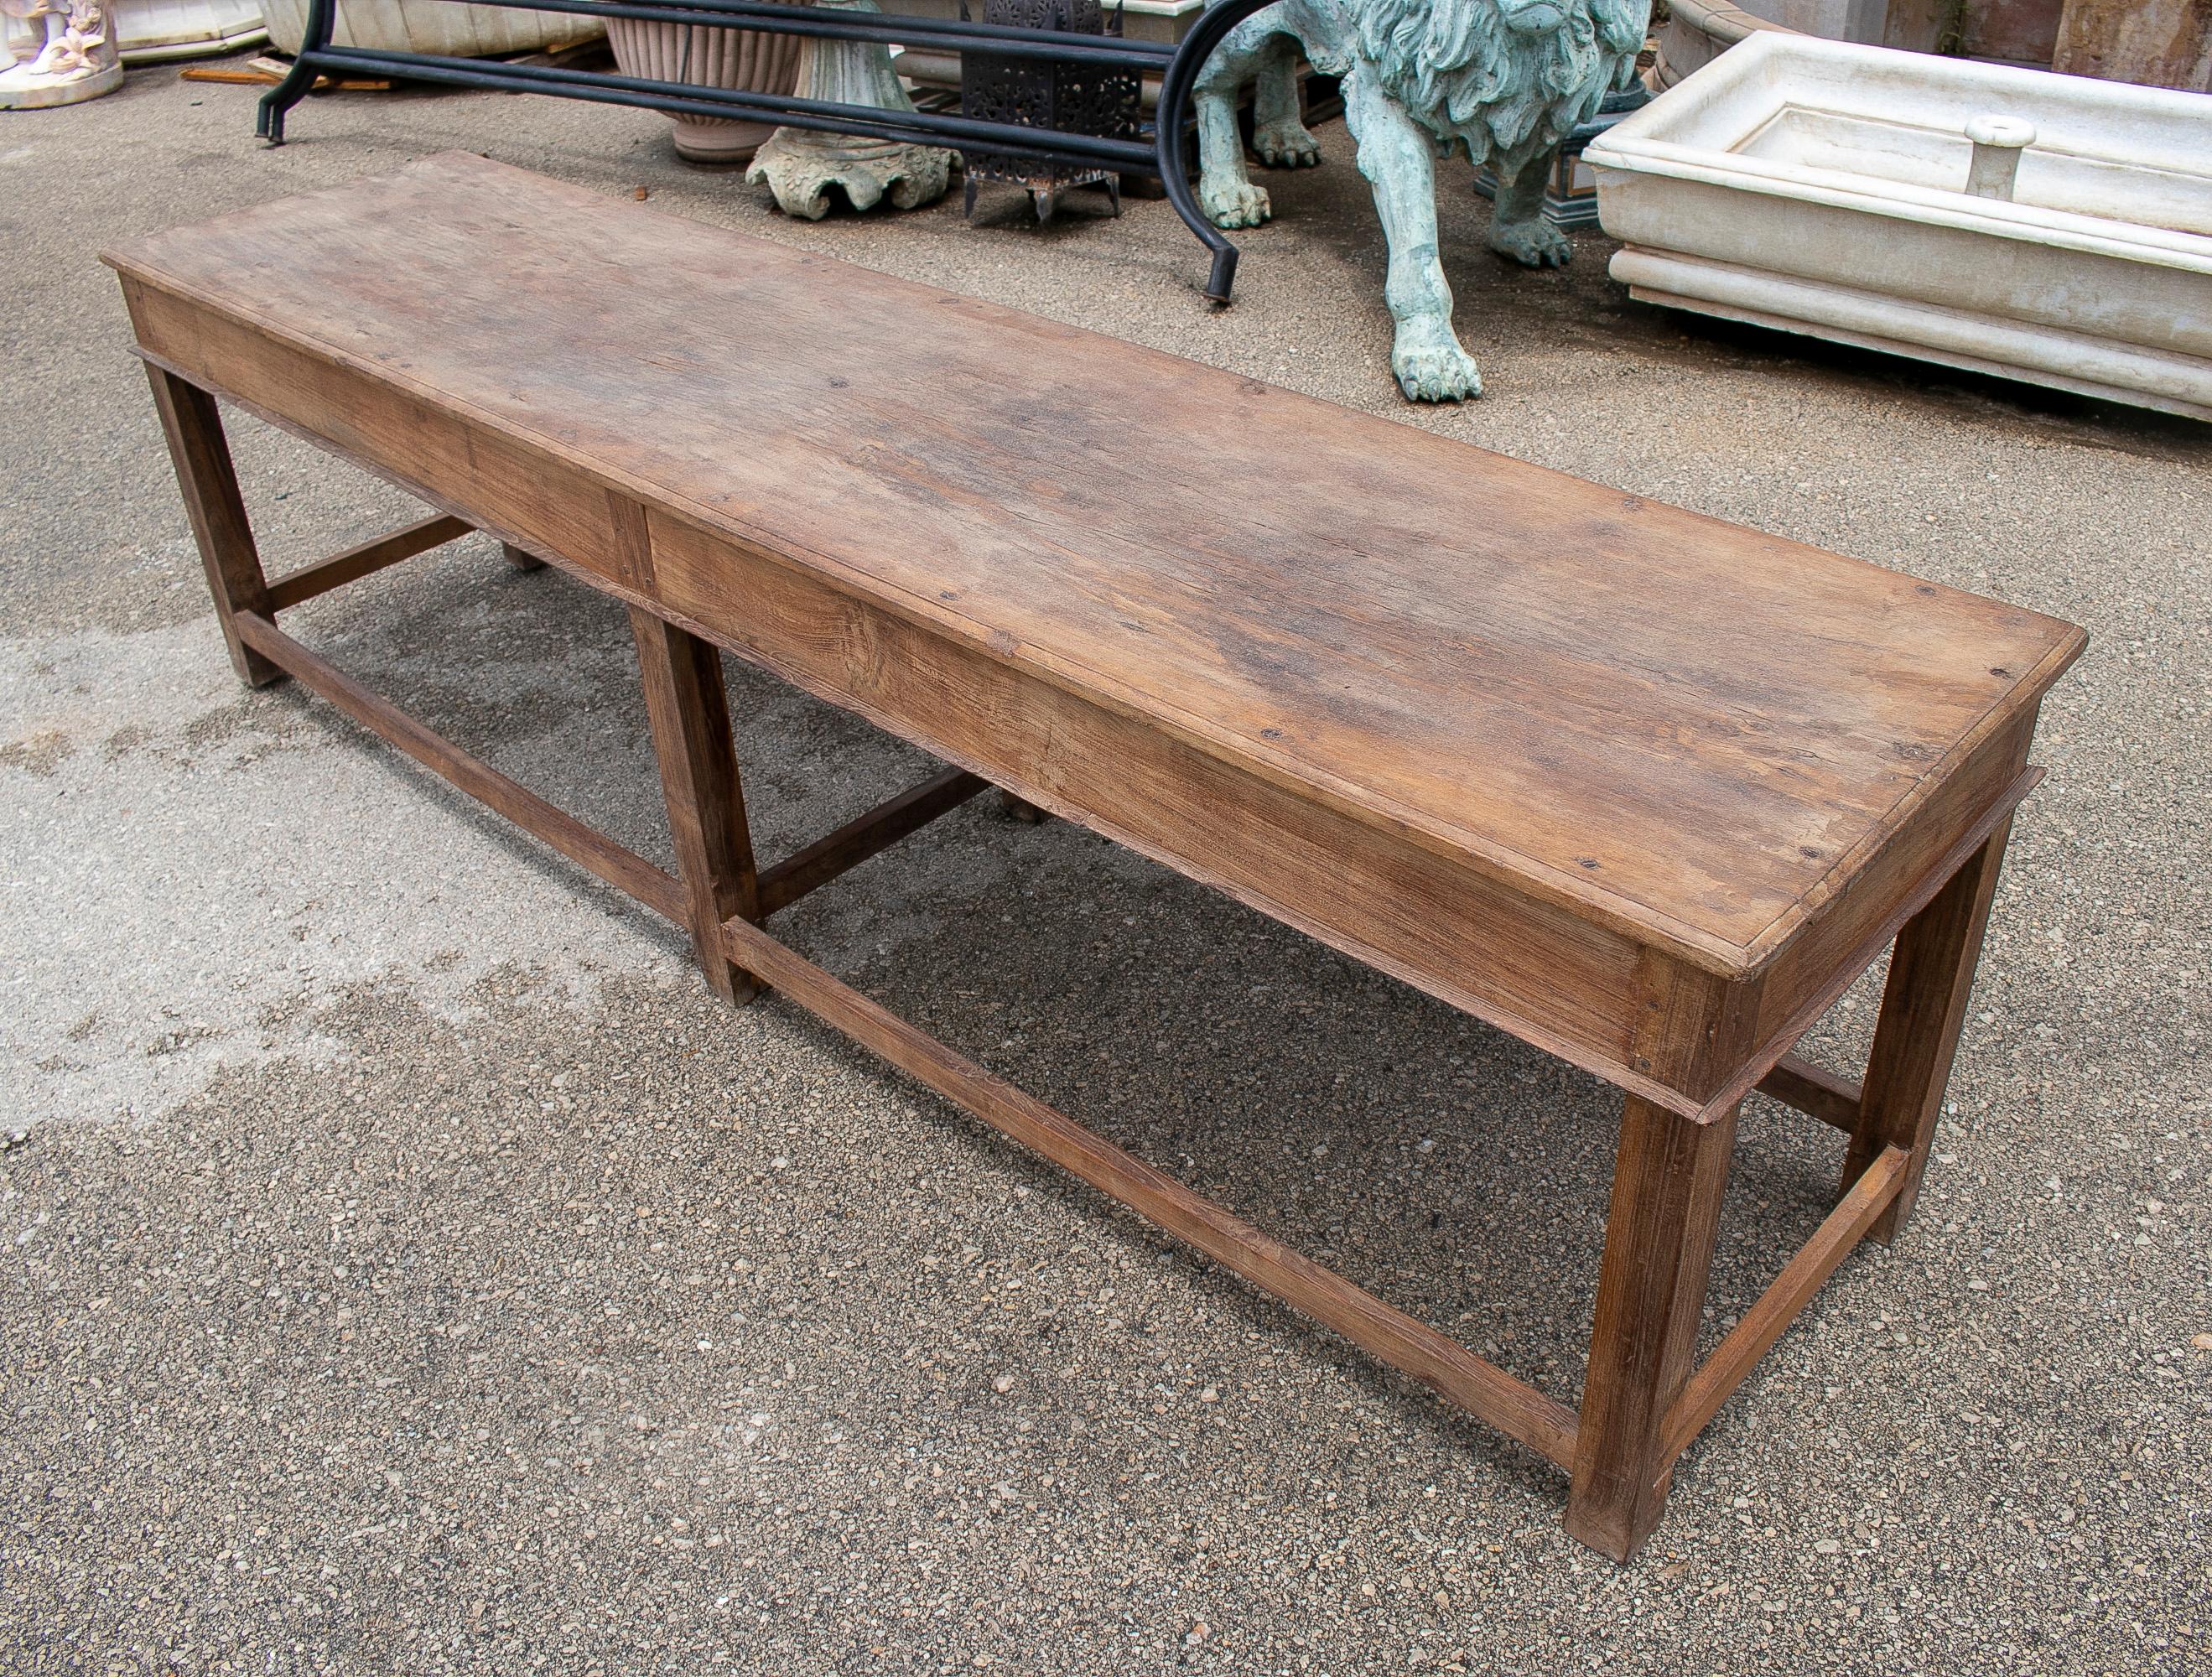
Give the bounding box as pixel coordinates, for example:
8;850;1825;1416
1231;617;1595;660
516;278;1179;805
3;52;2209;1677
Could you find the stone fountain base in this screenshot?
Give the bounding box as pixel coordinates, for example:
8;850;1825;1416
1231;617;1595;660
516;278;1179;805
745;0;952;218
750;131;952;219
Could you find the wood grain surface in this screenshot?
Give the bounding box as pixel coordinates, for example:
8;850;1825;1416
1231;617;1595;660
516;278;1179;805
114;157;2095;1558
101;153;2085;979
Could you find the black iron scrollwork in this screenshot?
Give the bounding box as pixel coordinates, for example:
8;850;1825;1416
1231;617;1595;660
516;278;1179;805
257;0;1278;300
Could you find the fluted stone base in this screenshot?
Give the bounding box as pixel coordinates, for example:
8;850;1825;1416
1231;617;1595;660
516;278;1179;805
605;8;806;164
748;132;951;219
744;0;953;217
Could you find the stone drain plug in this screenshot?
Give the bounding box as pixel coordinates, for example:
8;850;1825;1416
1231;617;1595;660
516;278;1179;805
1964;115;2036;200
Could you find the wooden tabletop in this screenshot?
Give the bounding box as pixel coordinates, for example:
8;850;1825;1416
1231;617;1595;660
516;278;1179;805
103;153;2083;977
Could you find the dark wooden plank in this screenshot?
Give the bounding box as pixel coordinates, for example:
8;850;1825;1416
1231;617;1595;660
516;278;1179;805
631;610;761;1004
1566;1094;1739;1561
502;542;547;572
232;611;685;918
144;366;282;687
714;907;1581;1469
101;152;2087;973
759;767;986;916
1845;814;2017;1243
263;513;472;611
1757;1053;1862;1134
1660;1144;1908;1462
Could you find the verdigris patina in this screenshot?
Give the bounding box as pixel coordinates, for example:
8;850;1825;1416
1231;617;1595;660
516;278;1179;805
1192;0;1649;401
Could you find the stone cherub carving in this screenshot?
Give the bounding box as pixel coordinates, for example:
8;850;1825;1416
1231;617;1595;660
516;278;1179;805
0;0;120;107
1192;0;1648;401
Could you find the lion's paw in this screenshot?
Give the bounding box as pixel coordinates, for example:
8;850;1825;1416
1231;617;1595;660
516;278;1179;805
1390;319;1483;403
1252;119;1321;169
1200;176;1273;229
1489;215;1572;269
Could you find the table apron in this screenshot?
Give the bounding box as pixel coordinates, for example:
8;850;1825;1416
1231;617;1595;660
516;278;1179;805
125;330;2053;1562
120;279;2035;1128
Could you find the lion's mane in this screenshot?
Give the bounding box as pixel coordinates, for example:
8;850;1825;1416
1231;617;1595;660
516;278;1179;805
1353;0;1648;167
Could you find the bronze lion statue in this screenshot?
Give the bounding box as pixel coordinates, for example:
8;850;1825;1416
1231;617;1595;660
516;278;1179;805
1193;0;1648;401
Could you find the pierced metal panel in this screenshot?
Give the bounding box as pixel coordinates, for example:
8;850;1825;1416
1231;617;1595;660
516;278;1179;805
960;0;1140;208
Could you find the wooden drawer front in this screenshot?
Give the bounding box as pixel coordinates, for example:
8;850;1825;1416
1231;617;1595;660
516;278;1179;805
122;283;658;596
1752;708;2037;1052
644;508;1723;1104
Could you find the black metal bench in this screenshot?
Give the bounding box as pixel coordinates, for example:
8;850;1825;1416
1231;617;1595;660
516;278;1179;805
257;0;1275;299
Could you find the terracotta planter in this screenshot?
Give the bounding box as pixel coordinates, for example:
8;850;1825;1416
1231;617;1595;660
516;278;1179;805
607;3;811;164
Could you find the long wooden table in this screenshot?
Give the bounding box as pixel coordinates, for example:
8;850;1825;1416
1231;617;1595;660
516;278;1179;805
106;153;2085;1561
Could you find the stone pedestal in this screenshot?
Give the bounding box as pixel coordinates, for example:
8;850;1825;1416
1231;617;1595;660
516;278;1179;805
746;0;952;218
0;0;122;106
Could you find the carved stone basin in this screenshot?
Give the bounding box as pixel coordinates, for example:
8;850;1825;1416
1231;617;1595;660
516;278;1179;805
1587;33;2212;419
261;0;591;55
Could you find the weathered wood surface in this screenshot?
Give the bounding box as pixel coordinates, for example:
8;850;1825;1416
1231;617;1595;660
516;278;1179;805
231;610;687;919
263;512;471;611
101;156;2080;943
114;154;2090;1561
757;766;987;915
1566;1095;1740;1560
715;905;1583;1469
1757;1051;1862;1134
631;610;762;1005
103;153;2082;1119
1845;816;2017;1243
1661;1142;1908;1464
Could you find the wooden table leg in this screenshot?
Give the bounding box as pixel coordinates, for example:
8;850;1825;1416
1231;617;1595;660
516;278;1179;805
995;787;1047;824
631;609;762;1005
1566;1094;1739;1561
144;365;283;688
501;543;546;572
1842;814;2016;1245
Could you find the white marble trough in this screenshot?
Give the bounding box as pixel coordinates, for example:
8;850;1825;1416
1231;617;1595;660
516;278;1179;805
1586;34;2212;421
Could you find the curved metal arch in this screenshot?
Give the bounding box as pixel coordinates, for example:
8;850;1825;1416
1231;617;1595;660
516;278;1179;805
1151;0;1280;302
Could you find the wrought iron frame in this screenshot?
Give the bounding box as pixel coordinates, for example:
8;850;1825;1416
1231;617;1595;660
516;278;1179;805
257;0;1275;299
959;0;1140;220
